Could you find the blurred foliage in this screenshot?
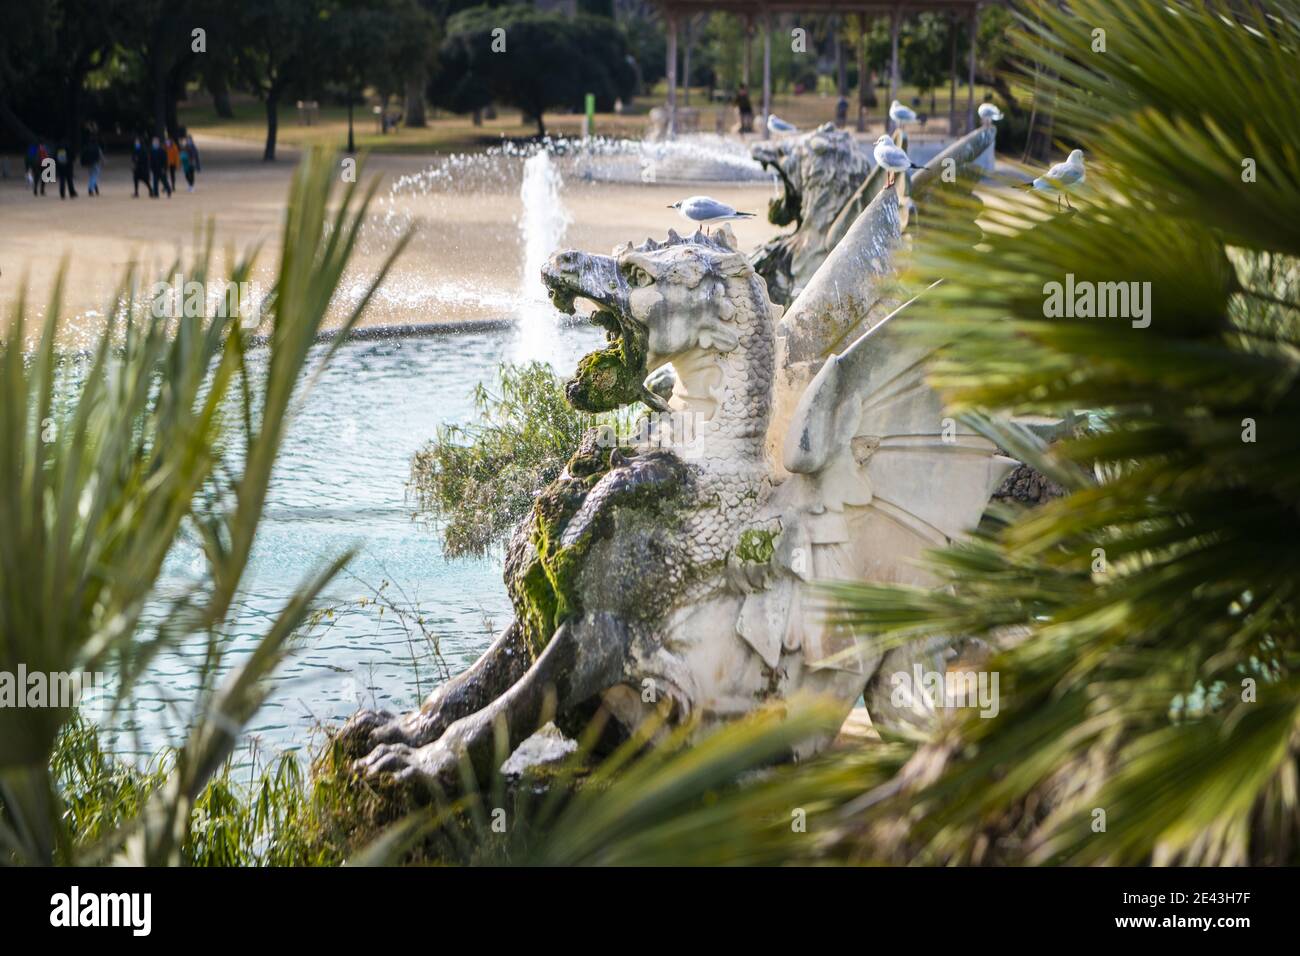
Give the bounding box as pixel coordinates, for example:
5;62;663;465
0;148;408;865
814;0;1300;865
46;716;348;866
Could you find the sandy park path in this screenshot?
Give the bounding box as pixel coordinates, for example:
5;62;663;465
0;135;783;343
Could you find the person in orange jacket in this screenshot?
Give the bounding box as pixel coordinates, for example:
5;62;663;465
165;136;181;193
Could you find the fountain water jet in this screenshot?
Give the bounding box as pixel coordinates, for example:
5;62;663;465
514;151;572;364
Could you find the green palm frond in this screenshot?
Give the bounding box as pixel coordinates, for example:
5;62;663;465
0;148;410;865
815;0;1300;865
347;699;912;867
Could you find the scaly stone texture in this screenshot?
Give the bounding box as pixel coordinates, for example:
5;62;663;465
750;124;872;305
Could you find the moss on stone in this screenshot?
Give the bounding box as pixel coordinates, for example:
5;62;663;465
564;310;651;413
508;439;690;658
735;527;777;564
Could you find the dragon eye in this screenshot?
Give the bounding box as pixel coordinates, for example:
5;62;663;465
625;264;654;288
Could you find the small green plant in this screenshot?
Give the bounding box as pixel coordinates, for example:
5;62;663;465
409;361;631;559
45;716;355;866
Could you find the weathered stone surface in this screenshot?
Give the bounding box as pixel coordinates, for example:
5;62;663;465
750;123;872;305
341;127;1017;796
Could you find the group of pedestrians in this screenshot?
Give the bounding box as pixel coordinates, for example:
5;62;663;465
24;133;200;199
131;135;201;198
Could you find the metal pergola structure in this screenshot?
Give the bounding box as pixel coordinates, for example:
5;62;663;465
651;1;989;139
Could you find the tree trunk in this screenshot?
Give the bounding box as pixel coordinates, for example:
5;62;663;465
991;74;1021;115
165;80;181;137
67;71;86;153
536;112;546;138
153;54;168;137
264;93;279;161
347;93;355;153
404;70;427;127
164;57;193;135
209;69;234;118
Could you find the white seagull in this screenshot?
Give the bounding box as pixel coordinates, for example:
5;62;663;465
889;99;918;127
978;102;1004;123
872;135;923;188
1023;149;1086;209
766;114;798;134
669;196;756;234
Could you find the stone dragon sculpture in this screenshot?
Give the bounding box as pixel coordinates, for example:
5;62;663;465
342;132;1012;793
750;123;873;305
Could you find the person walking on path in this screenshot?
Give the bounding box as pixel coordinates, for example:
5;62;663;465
24;142;39;194
183;135;201;190
165;136;180;192
131;137;152;197
735;85;754;134
149;136;171;198
30;143;49;196
80;138;103;196
54;144;78;199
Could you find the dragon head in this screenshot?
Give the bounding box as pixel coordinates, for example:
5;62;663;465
542;229;764;414
751;123;870;231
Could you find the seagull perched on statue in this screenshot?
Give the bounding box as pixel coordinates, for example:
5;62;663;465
889;99;918;127
766;114;797;134
872;135;924;188
669;196;755;234
978;102;1004;123
1021;149;1085;210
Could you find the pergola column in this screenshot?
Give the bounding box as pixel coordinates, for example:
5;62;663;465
887;6;901;132
666;9;678;138
743;16;752;87
761;11;772;139
835;18;847;99
967;6;979;132
855;13;868;132
949;11;959;134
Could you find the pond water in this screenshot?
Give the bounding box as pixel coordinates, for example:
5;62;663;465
90;135;773;763
104;324;601;764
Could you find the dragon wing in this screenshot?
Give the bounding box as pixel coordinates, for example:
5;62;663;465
736;127;1008;674
744;295;1016;674
783;291;1016;551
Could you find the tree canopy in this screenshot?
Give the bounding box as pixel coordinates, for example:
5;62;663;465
430;5;636;137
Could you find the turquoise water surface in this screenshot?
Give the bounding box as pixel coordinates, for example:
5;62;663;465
105;325;599;762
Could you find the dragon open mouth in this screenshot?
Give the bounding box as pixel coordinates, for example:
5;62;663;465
541;250;667;414
752;150;801;228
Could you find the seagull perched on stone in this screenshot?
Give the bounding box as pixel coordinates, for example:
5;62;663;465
766;114;798;134
669;196;755;234
889;99;918;127
978;102;1004;123
872;135;923;188
1021;149;1085;209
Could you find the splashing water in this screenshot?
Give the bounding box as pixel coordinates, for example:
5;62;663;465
386;134;771;200
514;151;572;364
